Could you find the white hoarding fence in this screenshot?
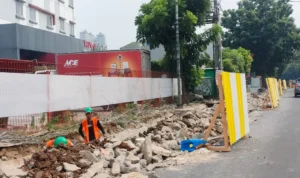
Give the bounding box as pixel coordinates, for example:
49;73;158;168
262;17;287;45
0;73;178;118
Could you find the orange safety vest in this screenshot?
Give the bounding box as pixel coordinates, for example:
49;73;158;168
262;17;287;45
81;118;101;143
46;139;73;148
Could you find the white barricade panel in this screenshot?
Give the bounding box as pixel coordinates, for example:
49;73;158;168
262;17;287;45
49;75;90;111
0;71;178;117
151;79;161;99
0;73;48;117
160;78;174;98
91;77;121;106
143;78;153;100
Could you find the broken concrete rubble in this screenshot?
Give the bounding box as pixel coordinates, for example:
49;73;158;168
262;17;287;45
63;162;80;172
111;162;121;176
152;144;171;157
126;153;140;164
141;136;152;164
7;97;263;178
80;161;104;178
121;172;148;178
79;150;99;163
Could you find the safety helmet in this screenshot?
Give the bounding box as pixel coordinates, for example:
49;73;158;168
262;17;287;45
54;136;68;147
85;107;93;113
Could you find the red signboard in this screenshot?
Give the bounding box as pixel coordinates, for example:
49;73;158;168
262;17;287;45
57;50;143;77
83;40;96;50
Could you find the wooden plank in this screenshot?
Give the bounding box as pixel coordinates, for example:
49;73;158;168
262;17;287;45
203;104;221;140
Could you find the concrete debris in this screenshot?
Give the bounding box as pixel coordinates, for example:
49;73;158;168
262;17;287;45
93;149;101;157
126;153;140;164
152;155;163;163
115;156;126;164
162;140;179;150
93;173;111;178
141;136;152;164
56;165;63;172
128;163;141;172
172;123;181;130
115;148;128;158
146;163;167;171
80;161;104;178
147;171;159;178
123;140;137;150
121;172;148;178
101;148;115;161
1;156;8;161
78;159;92;167
5;98;264;177
63;162;80;172
152;144;171;157
111;162;121;176
79;150;99;163
139;159;147;168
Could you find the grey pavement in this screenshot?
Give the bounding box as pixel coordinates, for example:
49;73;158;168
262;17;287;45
156;89;300;178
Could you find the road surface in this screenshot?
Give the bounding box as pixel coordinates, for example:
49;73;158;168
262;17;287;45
157;89;300;178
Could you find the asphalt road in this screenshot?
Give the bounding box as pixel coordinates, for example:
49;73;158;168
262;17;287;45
157;89;300;178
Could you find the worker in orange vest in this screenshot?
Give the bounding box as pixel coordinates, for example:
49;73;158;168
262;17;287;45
45;136;73;148
79;107;106;143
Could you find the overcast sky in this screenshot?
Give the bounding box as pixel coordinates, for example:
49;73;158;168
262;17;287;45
75;0;300;50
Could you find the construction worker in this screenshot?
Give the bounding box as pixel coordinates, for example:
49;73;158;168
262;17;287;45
45;136;73;148
79;107;106;144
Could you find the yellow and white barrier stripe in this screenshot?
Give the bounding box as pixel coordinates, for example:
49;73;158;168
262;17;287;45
266;78;280;108
222;72;249;145
279;79;283;96
283;80;287;90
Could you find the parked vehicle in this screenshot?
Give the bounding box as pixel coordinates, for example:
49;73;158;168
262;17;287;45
294;78;300;97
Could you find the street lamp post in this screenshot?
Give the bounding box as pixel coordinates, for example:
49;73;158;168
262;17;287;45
175;0;182;107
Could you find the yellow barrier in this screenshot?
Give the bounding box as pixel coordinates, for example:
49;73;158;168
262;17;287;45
204;72;249;152
222;72;249;145
266;78;280;108
279;79;283;96
283;80;287;90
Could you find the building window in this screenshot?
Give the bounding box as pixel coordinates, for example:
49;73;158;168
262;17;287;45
16;1;24;18
69;0;74;8
59;19;65;32
47;15;53;29
70;23;75;36
29;8;37;22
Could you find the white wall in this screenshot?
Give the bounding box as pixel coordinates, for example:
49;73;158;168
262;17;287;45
0;73;177;117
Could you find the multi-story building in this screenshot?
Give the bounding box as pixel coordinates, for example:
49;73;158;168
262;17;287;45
80;30;107;51
80;30;95;43
0;0;76;37
0;0;84;61
95;33;106;47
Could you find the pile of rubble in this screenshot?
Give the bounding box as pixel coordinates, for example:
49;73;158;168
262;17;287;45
17;103;220;178
247;92;266;112
1;93;265;178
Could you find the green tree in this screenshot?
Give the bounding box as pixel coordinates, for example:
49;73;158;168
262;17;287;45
135;0;220;95
281;50;300;79
222;0;300;76
151;60;164;72
223;47;253;73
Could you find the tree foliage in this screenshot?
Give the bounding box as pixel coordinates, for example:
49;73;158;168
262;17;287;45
135;0;220;93
281;51;300;79
223;47;253;73
222;0;300;76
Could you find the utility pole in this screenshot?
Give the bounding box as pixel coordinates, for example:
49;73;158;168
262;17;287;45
175;0;182;107
213;0;222;70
